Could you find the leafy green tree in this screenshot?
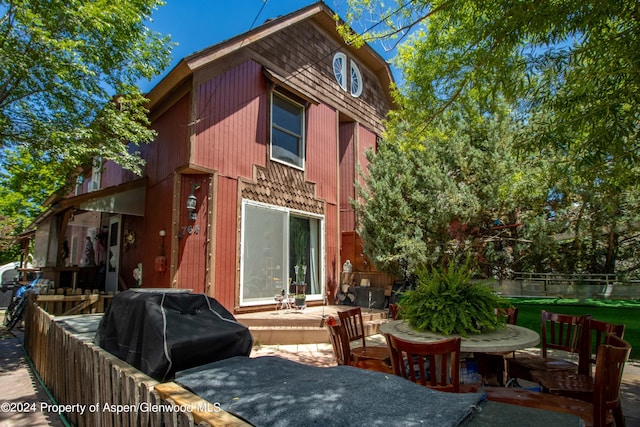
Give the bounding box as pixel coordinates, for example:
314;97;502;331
345;0;640;275
0;146;61;261
0;214;21;263
0;0;172;262
0;0;173;177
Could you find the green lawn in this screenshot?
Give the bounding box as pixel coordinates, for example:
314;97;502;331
507;298;640;360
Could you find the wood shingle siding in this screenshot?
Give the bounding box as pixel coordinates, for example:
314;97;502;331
248;20;389;134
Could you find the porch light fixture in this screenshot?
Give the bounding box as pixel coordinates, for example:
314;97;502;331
186;183;199;221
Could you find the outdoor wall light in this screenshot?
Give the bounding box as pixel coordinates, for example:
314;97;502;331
155;229;167;273
186;183;199;221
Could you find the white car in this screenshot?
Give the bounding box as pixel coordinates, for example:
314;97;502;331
0;262;20;308
0;262;19;286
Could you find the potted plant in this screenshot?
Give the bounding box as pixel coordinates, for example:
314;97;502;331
294;293;306;307
397;261;512;337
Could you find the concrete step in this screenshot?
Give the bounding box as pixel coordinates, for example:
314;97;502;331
248;320;387;345
239;306;390;345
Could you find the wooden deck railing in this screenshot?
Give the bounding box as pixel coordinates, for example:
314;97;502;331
23;300;249;427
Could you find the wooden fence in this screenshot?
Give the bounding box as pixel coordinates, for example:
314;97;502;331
36;288;115;316
23;300;249;427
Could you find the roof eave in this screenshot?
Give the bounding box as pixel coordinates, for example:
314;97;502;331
145;1;394;111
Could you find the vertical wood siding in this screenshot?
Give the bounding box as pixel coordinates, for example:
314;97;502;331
142;177;174;289
306;103;338;204
339;122;356;231
176;175;210;295
324;203;339;301
138;96;192;289
100;162;140;190
306;104;339;302
358;126;377;177
99;163;125;189
146;94;191;185
194;60;267;177
356;124;377;208
213;176;238;310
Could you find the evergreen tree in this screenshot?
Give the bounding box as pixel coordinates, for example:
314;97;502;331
355;104;546;277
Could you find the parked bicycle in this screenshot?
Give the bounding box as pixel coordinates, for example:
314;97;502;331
3;275;40;330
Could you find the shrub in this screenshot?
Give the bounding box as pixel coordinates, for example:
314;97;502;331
398;262;511;336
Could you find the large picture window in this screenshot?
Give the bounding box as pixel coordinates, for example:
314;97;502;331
271;92;305;169
241;201;323;306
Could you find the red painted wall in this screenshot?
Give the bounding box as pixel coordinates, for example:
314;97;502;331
339;122;356;231
357;125;377;203
140;94;191;289
306;103;338;204
307;103;340;298
194;60;268;176
134;60;379;310
213;176;238;309
176;175;210;295
324;203;339;301
99;162;125;189
144;94;191;183
142;176;173;289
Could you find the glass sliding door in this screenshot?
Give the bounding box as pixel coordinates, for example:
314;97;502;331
289;215;321;295
241;200;324;306
241;203;286;304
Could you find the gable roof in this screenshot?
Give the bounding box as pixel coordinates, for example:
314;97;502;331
146;2;393;111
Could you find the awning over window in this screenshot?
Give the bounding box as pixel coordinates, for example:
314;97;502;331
59;178;147;217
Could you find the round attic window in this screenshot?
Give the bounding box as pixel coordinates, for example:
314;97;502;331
333;52;347;91
350;61;363;98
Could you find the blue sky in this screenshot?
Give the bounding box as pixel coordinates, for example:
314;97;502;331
140;0;398;92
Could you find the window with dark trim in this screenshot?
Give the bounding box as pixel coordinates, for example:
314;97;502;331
271;92;305;170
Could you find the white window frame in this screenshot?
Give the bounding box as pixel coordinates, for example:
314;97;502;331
270;92;305;170
89;156;102;192
333;52;364;98
333;52;347;91
239;200;325;307
350;60;363;98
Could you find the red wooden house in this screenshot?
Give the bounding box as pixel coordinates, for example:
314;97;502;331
27;2;393;312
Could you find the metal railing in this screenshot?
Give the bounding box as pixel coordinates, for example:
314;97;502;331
490;273;640;299
514;272;640;286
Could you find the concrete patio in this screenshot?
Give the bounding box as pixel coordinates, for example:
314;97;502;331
1;306;639;426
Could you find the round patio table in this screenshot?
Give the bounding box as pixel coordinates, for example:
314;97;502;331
380;320;540;353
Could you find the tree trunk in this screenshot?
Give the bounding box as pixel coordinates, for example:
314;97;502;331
604;227;618;274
